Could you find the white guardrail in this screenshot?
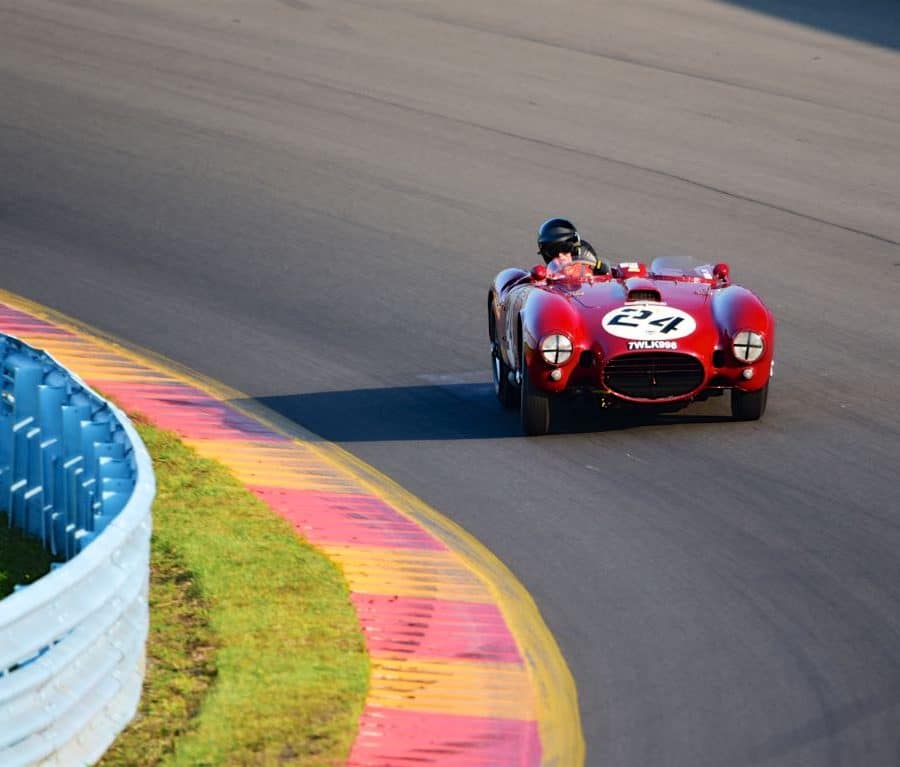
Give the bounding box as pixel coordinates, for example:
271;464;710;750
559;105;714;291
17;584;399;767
0;332;154;766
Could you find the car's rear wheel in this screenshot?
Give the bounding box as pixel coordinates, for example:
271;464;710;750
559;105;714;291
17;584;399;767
489;299;519;409
492;347;518;409
731;383;768;420
520;340;552;436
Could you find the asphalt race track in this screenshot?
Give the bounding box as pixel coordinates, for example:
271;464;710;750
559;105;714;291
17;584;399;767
3;1;900;764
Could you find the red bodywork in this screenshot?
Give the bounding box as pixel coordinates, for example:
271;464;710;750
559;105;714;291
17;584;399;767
489;258;775;433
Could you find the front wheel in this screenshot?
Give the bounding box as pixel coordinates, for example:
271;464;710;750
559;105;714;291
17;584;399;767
520;344;552;435
731;383;768;420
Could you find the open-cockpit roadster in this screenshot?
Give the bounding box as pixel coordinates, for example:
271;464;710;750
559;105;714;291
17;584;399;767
489;257;775;435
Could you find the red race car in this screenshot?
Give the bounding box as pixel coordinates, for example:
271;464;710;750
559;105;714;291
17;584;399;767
489;255;775;435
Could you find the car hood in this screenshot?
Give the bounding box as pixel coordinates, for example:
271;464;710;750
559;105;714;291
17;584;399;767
541;276;721;352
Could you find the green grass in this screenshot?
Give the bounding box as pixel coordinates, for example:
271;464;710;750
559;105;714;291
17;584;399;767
0;512;53;599
88;416;367;766
0;417;368;765
99;533;218;765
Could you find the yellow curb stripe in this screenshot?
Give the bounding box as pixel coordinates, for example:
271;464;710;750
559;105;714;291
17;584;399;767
320;546;495;604
182;438;364;493
367;658;535;719
23;338;170;381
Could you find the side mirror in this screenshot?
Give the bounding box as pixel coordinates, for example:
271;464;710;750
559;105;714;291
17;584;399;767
713;262;730;285
530;264;547;281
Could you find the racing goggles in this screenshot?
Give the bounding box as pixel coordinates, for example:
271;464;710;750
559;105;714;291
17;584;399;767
542;237;581;258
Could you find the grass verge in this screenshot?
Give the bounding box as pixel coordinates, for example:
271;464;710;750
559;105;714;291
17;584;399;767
0;415;368;764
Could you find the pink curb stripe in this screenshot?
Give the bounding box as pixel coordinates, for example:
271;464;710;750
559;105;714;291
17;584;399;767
0;306;77;336
249;488;446;551
348;707;541;767
352;593;523;664
93;380;289;443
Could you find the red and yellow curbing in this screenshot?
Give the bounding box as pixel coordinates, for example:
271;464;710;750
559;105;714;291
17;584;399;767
0;289;584;767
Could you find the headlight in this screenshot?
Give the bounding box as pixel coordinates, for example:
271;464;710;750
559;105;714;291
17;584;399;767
540;334;573;365
732;331;765;363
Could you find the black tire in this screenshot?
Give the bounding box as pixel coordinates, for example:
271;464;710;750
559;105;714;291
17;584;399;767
520;340;552;436
492;347;519;409
731;383;768;420
489;298;519;408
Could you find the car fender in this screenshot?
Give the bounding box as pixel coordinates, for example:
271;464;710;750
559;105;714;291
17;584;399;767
711;285;776;390
519;288;588;392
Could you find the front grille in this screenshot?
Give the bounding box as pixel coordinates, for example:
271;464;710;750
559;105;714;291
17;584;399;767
603;353;705;399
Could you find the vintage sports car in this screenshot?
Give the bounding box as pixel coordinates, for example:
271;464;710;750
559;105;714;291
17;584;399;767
489;256;775;435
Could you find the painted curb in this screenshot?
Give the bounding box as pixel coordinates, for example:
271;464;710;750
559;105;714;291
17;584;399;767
0;289;584;767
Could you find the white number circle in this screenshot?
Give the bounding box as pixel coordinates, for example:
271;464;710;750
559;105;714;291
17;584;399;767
601;305;697;340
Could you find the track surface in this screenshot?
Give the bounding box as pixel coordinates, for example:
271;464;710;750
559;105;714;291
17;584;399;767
3;1;900;764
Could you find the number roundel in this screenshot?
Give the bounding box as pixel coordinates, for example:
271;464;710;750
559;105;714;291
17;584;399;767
601;305;697;341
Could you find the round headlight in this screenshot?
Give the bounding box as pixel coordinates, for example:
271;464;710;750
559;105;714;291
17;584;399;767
540;334;573;365
732;331;765;363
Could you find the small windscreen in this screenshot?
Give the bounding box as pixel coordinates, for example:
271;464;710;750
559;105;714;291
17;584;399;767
650;256;715;279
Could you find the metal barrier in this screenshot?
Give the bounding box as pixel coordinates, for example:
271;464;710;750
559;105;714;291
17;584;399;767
0;333;154;766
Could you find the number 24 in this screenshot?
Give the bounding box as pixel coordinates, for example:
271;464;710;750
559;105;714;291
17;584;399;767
609;308;684;334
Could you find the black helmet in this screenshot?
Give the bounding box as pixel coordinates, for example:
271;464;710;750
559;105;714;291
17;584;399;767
537;217;581;263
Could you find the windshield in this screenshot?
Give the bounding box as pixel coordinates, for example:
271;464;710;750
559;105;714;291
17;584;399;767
649;256;715;279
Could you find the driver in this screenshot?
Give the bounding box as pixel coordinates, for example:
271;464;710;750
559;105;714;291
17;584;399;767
537;217;608;275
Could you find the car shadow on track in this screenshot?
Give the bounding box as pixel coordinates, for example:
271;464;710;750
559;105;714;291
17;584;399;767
718;0;900;50
254;383;736;443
